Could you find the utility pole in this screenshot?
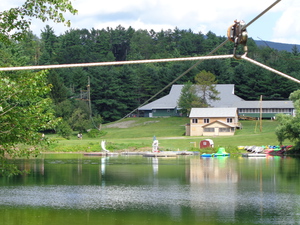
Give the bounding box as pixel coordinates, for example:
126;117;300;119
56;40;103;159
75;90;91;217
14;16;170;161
87;76;92;117
260;95;262;132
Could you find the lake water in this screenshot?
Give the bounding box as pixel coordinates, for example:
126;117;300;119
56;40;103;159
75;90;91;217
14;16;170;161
0;154;300;225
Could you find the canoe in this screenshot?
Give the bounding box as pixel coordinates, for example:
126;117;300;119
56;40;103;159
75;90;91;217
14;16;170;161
201;153;214;157
214;153;230;157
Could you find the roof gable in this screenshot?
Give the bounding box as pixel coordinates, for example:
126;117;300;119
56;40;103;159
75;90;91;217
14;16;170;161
202;120;236;128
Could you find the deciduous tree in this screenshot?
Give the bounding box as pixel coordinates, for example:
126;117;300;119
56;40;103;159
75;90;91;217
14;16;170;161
0;0;76;176
275;90;300;149
0;0;77;44
0;69;59;176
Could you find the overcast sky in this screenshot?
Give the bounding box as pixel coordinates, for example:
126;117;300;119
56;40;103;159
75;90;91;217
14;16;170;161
2;0;300;45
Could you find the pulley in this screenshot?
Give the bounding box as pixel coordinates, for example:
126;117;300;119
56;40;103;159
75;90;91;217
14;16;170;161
227;20;248;59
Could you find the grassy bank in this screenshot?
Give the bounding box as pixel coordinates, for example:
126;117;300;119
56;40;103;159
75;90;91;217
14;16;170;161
46;117;292;153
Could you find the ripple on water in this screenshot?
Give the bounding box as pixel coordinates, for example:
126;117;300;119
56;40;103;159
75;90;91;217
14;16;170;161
0;185;299;213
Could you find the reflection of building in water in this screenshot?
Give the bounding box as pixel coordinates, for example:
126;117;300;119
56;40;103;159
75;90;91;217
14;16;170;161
190;158;238;183
152;157;158;175
189;158;239;219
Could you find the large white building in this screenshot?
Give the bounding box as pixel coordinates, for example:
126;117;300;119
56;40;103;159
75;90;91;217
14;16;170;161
138;84;295;119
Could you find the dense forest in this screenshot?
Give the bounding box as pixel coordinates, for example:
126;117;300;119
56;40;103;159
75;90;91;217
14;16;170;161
1;25;300;126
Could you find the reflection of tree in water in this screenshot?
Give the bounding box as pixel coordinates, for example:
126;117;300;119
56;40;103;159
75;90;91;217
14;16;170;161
278;156;300;183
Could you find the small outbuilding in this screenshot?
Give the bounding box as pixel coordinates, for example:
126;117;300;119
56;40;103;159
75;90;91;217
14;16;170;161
200;139;214;148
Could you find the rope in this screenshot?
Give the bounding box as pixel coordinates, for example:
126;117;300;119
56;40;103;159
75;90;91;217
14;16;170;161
241;55;300;84
0;55;233;71
245;0;281;29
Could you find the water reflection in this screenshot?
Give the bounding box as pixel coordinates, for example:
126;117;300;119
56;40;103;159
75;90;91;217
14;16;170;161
190;157;238;183
0;155;300;225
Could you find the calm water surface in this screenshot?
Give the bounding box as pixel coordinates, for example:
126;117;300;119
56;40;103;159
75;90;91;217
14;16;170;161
0;154;300;225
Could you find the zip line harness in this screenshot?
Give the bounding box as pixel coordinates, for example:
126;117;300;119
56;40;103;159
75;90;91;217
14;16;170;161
227;20;248;59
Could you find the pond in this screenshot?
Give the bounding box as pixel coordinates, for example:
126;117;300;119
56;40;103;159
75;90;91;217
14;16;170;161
0;154;300;225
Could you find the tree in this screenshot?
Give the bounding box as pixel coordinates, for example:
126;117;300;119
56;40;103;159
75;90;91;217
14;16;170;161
56;120;73;139
177;81;205;116
40;25;59;64
0;0;77;176
68;108;90;133
292;45;299;56
194;70;220;106
0;69;59;176
275;90;300;149
48;71;68;104
0;0;77;44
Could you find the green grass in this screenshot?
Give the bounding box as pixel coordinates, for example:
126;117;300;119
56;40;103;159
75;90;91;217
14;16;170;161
45;117;292;153
103;117;188;138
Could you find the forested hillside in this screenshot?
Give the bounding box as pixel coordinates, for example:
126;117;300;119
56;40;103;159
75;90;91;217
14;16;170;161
255;40;300;53
1;25;300;125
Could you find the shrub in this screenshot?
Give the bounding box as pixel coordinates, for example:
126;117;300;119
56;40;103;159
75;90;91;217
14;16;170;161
86;129;107;138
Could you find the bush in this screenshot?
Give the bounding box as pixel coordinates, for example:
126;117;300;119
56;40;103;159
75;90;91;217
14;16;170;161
56;120;73;139
86;129;107;138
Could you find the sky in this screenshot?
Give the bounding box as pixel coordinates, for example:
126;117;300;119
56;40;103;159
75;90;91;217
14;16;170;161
2;0;300;45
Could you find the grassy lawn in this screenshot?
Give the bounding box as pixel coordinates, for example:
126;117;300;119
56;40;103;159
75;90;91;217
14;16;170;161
45;117;292;153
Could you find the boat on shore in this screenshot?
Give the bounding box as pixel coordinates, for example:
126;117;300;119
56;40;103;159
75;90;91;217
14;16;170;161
265;145;292;156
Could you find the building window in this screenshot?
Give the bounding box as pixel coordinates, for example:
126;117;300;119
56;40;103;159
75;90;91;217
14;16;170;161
220;128;230;132
153;109;156;112
227;118;233;123
192;118;198;123
204;118;210;123
204;128;214;132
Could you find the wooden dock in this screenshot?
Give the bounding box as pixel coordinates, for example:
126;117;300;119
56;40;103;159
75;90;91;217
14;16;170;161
143;152;177;157
83;152;119;156
242;153;266;157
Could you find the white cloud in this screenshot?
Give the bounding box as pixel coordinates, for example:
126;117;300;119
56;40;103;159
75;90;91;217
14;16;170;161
272;5;300;44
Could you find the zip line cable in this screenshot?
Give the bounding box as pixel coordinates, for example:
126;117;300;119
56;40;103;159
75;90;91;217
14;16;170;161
244;0;281;29
0;55;233;71
241;55;300;84
0;1;282;72
0;0;295;122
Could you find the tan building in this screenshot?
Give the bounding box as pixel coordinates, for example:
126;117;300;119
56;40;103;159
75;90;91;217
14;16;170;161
186;108;240;136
